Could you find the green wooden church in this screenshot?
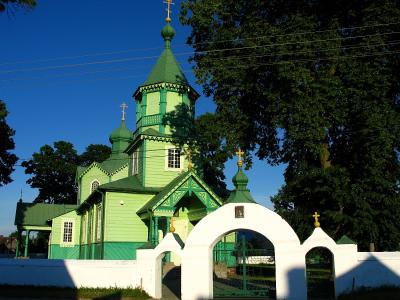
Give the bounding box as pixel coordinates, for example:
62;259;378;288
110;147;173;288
14;18;224;260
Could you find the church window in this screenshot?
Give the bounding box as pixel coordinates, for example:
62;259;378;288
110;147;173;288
96;204;102;241
132;151;139;175
91;180;100;193
62;221;73;244
167;148;181;169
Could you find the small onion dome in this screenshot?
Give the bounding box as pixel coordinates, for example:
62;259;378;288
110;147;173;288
232;167;249;188
109;120;132;143
161;22;175;42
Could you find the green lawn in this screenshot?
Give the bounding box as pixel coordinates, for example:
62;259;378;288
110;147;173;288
0;285;149;299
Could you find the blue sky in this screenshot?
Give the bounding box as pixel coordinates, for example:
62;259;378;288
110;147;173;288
0;0;285;236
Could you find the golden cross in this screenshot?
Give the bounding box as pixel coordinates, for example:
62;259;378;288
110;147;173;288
312;211;321;228
236;147;245;167
120;102;128;121
163;0;174;23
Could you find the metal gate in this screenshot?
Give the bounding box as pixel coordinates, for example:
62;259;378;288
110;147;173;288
213;235;276;298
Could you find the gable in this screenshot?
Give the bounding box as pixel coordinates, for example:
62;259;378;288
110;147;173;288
137;171;222;218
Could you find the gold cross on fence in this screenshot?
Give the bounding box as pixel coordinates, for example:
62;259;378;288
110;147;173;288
163;0;174;22
120;102;128;121
236;147;244;167
312;211;321;228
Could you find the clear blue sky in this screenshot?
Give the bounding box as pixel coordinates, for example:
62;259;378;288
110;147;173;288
0;0;285;236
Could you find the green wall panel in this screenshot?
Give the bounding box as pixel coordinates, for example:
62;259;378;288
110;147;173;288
103;242;146;260
104;192;152;242
49;245;80;259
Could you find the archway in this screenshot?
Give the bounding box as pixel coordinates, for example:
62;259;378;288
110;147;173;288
213;229;276;298
181;203;307;300
306;247;335;299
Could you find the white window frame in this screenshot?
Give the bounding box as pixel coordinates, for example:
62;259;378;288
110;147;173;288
165;146;183;171
90;179;100;193
60;219;74;247
132;151;139;175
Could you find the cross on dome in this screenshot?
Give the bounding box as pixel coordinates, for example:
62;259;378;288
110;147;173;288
236;147;244;167
163;0;174;23
120;102;128;121
312;211;321;228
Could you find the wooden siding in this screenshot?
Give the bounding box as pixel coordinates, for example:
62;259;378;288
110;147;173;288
144;140;188;187
50;210;81;247
146;92;160;116
80;166;109;201
103;192;153;242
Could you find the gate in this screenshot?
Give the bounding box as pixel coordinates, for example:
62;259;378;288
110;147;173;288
213;235;276;298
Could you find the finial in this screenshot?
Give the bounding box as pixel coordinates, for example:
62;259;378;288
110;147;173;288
120;102;128;121
163;0;174;23
313;212;321;228
236;147;245;168
169;217;175;233
19;189;23;203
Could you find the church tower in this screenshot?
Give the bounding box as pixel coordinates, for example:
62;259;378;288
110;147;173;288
126;11;199;188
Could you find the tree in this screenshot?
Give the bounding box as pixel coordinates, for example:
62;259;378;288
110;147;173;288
0;100;18;187
79;144;111;167
22;142;111;204
0;0;36;13
181;0;400;250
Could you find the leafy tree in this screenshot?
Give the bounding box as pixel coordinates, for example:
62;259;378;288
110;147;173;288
0;0;36;13
22;142;111;204
181;0;400;250
0;100;18;187
79;144;111;167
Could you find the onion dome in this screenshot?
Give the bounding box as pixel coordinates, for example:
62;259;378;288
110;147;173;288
109;120;132;156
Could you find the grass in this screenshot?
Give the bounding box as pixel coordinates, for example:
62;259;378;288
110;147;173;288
338;286;400;300
0;285;150;299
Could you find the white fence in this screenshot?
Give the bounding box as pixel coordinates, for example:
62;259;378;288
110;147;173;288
0;259;140;289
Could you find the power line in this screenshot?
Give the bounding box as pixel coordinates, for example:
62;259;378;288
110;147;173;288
1;49;399;88
1;31;399;75
2;21;399;67
2;39;399;83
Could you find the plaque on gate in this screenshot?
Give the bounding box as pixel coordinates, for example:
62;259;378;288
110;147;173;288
235;206;244;218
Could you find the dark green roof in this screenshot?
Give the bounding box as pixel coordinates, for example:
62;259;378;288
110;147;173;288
337;235;356;244
137;170;222;214
76;156;129;180
98;175;163;194
15;202;78;227
143;23;187;86
225;166;256;204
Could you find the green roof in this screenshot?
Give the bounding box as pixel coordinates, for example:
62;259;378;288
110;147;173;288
15;202;78;227
76;156;129;180
143;23;187;86
225;166;256;204
98;175;163;194
337;234;356;244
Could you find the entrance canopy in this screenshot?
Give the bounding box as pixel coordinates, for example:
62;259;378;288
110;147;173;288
137;170;222;220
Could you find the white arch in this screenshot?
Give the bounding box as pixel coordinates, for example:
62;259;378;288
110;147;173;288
181;203;307;300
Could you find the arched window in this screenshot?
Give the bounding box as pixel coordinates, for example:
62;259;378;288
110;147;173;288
91;180;100;193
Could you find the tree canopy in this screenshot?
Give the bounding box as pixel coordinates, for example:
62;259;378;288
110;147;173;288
181;0;400;250
0;100;18;187
22;142;111;204
0;0;36;13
